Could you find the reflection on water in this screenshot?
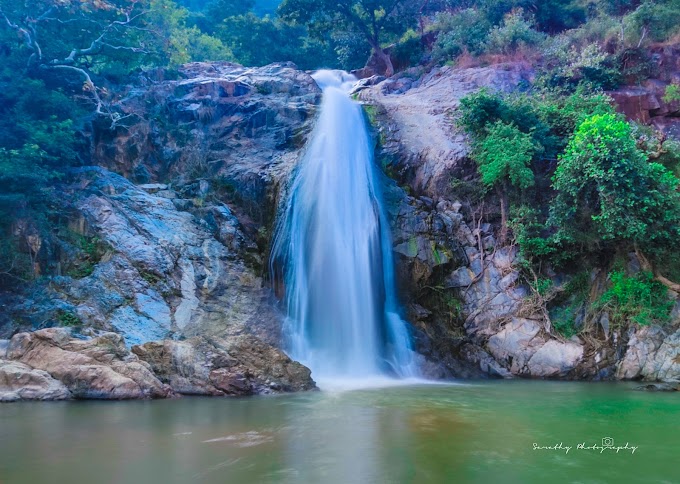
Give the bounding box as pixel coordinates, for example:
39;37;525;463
1;381;679;484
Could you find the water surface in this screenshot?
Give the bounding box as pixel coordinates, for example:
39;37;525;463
1;381;678;483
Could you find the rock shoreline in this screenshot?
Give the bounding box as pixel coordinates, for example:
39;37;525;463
0;328;315;402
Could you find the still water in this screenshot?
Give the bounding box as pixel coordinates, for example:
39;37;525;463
1;381;678;484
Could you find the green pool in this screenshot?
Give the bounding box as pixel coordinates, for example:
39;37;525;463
1;381;678;483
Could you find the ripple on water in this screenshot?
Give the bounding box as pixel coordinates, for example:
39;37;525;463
202;431;274;447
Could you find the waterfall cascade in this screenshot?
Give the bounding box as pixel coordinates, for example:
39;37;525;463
271;70;417;383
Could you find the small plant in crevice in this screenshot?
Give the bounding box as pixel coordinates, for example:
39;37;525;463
141;271;162;285
57;311;81;328
64;233;108;279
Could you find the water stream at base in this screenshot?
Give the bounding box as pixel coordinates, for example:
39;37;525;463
271;70;417;384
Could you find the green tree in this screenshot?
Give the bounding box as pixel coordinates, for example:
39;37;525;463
473;121;536;243
0;0;230;120
216;13;336;69
430;8;491;61
550;113;680;256
278;0;419;75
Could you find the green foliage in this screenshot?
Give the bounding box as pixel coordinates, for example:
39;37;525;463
0;77;81;283
57;311;81;328
663;84;680;104
622;0;680;47
0;238;34;286
530;87;615;151
509;205;554;260
474;121;536;190
531;277;553;297
657;139;680;178
484;10;546;55
149;0;234;66
548;271;590;338
217;13;336;69
392;30;424;68
459;88;555;158
430;9;491;61
551;312;579;338
550;113;680;255
64;234;106;279
540;39;622;90
279;0;420;73
597;270;672;327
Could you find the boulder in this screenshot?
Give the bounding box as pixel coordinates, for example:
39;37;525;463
0;360;71;402
6;328;173;400
132;335;316;396
527;340;584;377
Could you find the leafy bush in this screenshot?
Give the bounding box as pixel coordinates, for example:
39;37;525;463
474;121;536;190
430;9;491;62
622;0;680;47
550;113;680;255
392;29;425;69
459;89;555;158
509;205;554;260
597;270;672;327
57;311;82;328
484;10;546;55
540;39;621;90
663;84;680;104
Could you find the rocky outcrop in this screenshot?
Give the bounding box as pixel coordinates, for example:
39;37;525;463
617;326;680;382
0;63;322;401
0;328;315;400
364;62;680;382
608;43;680;136
93;62;320;213
3;59;679;392
0;360;71;402
357;63;534;197
3;328;172;399
609;80;680;135
132;336;315;396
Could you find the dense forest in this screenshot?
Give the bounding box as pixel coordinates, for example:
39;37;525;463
1;0;679;339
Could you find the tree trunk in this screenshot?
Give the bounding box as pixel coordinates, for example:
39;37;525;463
370;41;394;77
497;185;509;246
634;246;680;293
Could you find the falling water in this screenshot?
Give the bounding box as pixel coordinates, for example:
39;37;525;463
271;70;417;382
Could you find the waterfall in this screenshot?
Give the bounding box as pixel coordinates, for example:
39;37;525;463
271;70;417;383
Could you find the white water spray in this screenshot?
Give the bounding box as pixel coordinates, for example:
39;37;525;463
271;70;417;383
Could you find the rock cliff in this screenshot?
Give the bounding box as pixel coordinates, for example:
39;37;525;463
1;59;680;401
359;62;680;383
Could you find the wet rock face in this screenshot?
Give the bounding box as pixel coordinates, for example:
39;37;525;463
21;168;282;348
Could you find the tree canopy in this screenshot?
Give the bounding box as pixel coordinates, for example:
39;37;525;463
278;0;419;75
